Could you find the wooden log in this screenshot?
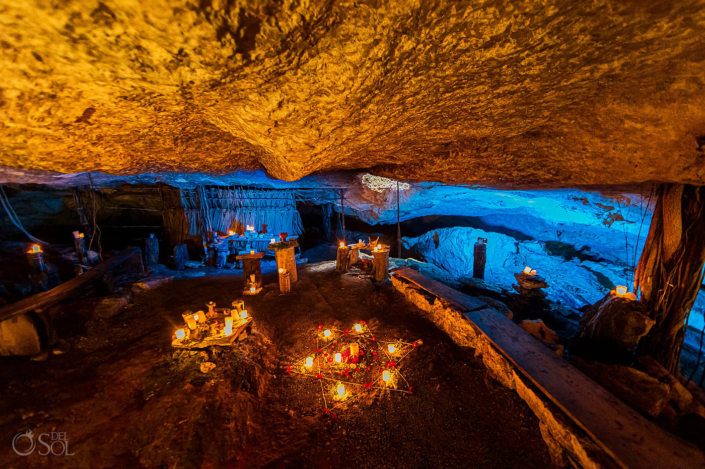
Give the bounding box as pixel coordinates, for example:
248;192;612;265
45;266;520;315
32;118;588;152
348;247;359;266
0;247;140;323
275;246;298;283
242;258;262;289
279;270;291;293
373;249;390;281
473;241;487;280
125;249;144;273
336;245;350;272
145;234;159;265
173;244;189;271
74;235;88;266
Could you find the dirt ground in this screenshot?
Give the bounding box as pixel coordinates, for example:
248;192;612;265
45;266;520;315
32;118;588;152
0;261;553;468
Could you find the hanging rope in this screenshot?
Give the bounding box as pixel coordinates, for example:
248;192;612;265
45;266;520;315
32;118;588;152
0;184;48;245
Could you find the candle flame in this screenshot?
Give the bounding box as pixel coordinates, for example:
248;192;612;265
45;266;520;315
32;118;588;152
337;384;345;398
354;324;361;332
523;266;531;274
616;285;628;295
334;352;342;363
305;357;314;368
278;268;284;274
388;344;395;354
250;286;256;293
324;330;331;338
382;370;391;382
340;242;345;248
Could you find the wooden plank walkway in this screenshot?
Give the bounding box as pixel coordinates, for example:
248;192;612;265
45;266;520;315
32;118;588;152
392;267;705;469
0;247;140;322
392;267;486;312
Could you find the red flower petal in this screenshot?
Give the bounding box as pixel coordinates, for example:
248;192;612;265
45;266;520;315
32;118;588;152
344;329;349;334
370;337;376;341
360;321;366;325
318;324;323;330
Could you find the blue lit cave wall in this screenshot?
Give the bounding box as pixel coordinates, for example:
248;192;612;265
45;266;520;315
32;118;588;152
1;169;703;339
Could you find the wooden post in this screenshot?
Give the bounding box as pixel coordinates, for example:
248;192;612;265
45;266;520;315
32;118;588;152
26;246;48;294
473;240;487;280
145;234;159;265
373;248;390;282
348;247;359;266
74;232;89;266
173;244;189;271
337;245;350;272
125;248;144;273
340;189;346;244
279;270;291;293
242;258;262;289
275;246;297;283
397;181;401;259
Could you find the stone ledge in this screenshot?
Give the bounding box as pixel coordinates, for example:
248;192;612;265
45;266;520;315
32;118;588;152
392;275;617;469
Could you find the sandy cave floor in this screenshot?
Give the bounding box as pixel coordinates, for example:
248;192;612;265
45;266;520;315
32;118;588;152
0;262;552;468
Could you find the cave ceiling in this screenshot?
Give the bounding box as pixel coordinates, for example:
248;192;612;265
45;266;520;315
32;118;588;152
1;0;705;188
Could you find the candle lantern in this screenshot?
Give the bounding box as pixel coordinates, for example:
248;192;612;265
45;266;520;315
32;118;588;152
195;311;206;324
183;312;198;330
241;310;248;320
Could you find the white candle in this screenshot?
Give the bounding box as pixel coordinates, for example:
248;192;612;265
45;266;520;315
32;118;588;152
175;329;186;339
305;357;314;368
523;266;531;274
354;324;362;332
337;384;345;398
241;310;248;319
324;330;331;338
382;370;391;382
616;285;628;296
271;238;276;244
388;344;395;354
224;317;233;336
334;352;342;363
250;286;256;294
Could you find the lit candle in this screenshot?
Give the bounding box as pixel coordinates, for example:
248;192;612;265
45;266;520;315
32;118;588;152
224;317;233;336
278;268;285;274
354;324;362;333
324;330;331;338
388;344;395;354
183;313;197;330
382;370;391;382
340;242;345;248
195;311;206;323
523;266;531;274
250;286;256;294
530;270;537;276
334;352;342;363
349;343;359;356
79;233;85;238
250;250;255;255
305;357;314;368
616;285;628;296
337;384;346;399
241;310;248;319
271;238;276;244
374;245;379;252
228;230;234;235
175;329;186;339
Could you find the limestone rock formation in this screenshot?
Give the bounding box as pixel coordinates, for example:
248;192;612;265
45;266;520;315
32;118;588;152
1;1;704;187
573;293;655;364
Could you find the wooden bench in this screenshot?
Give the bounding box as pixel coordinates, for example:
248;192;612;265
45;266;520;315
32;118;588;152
391;267;705;469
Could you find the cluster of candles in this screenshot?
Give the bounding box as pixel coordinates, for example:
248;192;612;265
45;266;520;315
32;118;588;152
174;303;249;340
523;266;538;276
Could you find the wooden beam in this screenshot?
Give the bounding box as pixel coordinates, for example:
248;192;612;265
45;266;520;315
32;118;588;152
391;266;486;312
0;247;140;322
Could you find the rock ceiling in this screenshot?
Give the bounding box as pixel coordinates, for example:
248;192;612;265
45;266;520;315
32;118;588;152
1;0;705;188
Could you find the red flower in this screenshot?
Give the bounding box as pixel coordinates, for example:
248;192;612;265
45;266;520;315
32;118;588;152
363;382;373;390
315;349;323;353
408;386;414;394
285;365;291;374
412;342;418;348
366;366;370;371
328;358;333;363
360;320;366;325
331;413;338;420
318;324;323;330
344;329;349;334
344;370;351;378
316;374;322;379
387;361;396;368
323;408;330;414
331;344;336;348
358;350;364;356
370;337;376;341
372;351;377;356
